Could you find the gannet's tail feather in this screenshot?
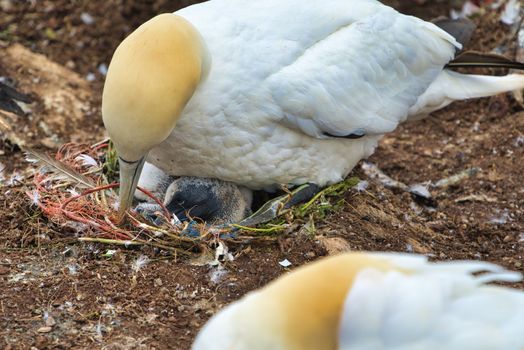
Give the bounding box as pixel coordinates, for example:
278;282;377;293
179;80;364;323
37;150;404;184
409;69;524;118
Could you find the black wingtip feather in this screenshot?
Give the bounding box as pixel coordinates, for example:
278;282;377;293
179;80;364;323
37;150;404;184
447;51;524;70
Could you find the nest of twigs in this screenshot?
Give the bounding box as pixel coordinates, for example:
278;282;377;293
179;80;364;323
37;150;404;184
24;141;269;256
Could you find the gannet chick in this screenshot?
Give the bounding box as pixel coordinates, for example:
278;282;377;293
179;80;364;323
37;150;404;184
135;163;252;224
193;252;524;350
102;0;524;223
163;176;252;224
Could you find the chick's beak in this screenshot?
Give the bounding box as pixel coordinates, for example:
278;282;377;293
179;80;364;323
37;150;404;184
117;155;146;222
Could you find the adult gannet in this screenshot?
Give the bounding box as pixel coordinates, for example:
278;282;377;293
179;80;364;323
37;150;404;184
193;252;524;349
102;0;524;222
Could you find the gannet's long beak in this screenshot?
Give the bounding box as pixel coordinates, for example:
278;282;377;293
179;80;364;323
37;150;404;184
117;156;146;222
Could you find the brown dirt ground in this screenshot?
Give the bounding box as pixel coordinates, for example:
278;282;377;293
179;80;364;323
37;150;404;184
1;1;524;349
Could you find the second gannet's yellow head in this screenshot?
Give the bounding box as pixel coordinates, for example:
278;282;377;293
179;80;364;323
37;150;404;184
102;13;210;221
192;253;393;350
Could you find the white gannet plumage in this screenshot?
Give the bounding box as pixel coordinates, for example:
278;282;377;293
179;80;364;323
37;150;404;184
149;0;461;189
102;0;524;219
192;252;524;350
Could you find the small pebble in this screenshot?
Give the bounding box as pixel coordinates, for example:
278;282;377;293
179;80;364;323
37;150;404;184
37;326;52;333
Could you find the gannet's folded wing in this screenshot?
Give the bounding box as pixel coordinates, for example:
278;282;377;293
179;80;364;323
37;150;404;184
267;8;460;139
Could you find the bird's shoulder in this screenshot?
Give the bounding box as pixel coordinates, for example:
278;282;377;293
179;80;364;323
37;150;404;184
176;0;388;70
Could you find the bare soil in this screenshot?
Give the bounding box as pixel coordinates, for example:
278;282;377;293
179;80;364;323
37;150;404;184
1;1;523;349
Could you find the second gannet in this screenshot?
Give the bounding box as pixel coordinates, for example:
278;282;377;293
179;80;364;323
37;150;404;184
193;252;524;350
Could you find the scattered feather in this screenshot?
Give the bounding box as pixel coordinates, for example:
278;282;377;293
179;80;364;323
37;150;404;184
355;180;369;192
279;259;292;268
75;154;98;167
67;264;79;275
132;255;150;273
28;189;40;206
66;188;80;196
80;12;95;25
408;183;432;200
361;162;408;191
514;136;524;147
433;168;480;188
489;209;512;225
95;322;105;338
209;265;228;284
25;148;95;188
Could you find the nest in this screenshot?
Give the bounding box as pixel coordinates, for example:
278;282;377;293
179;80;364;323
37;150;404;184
24;141;277;256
